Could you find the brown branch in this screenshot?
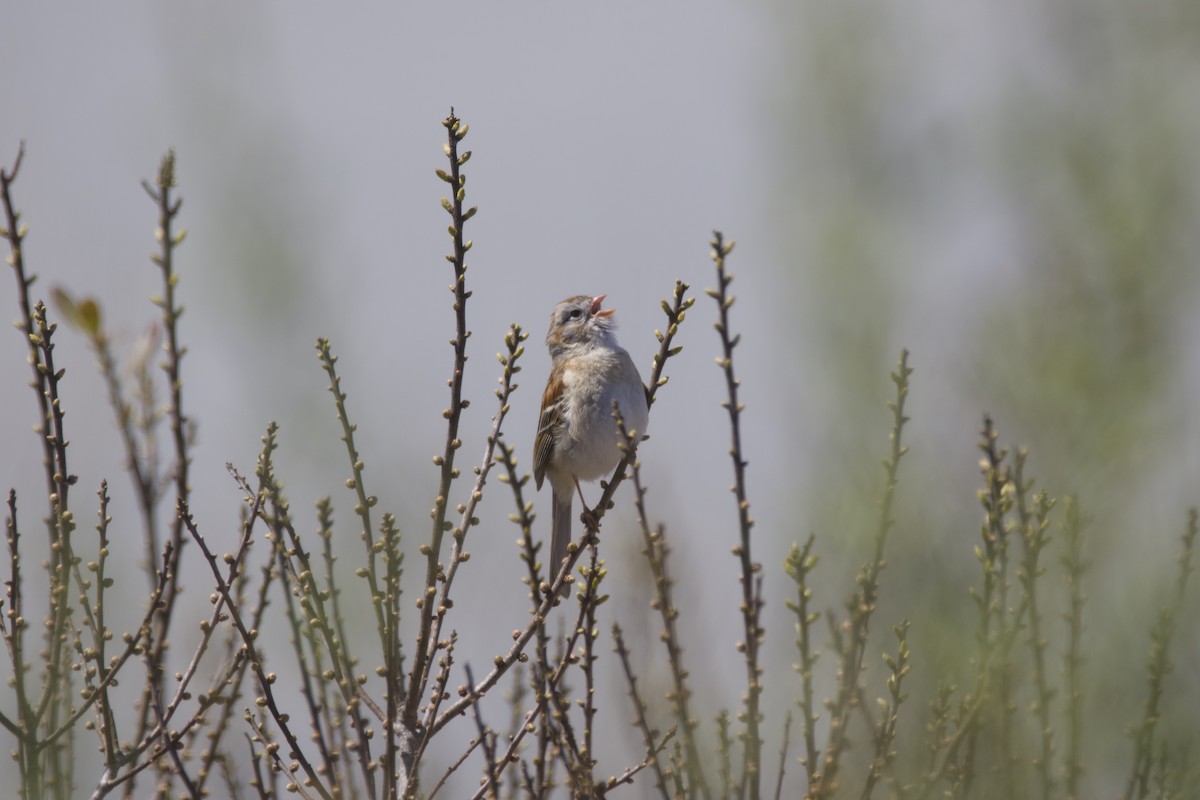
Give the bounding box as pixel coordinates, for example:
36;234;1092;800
406;108;476;750
705;231;765;797
181;501;334;800
612;623;672;800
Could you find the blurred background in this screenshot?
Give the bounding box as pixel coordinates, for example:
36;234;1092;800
2;1;1198;796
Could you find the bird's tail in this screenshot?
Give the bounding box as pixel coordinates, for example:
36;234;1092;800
551;491;572;598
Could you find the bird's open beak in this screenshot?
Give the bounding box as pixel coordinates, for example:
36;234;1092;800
591;294;614;318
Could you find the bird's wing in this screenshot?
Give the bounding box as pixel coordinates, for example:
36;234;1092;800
533;383;562;490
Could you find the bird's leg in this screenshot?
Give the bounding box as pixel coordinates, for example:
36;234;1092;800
574;478;600;534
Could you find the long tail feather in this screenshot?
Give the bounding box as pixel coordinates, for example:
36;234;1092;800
551;489;572;597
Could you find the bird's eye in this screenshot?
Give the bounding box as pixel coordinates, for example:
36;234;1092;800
568;308;583;320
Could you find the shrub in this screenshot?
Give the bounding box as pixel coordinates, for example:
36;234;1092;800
1;113;1195;800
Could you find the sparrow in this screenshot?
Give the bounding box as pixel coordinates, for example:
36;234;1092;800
533;294;649;595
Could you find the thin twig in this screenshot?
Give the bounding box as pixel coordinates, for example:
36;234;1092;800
181;501;334;800
134;152;191;784
623;407;711;799
465;579;599;800
426;735;486;800
465;664;500;800
785;536;821;782
706;232;765;797
406;111;477;737
812;350;912;797
612;623;672;800
773;711;793;800
1059;496;1088;798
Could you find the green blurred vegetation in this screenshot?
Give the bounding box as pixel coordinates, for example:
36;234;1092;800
771;0;1200;794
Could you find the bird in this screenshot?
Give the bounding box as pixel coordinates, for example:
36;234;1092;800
533;294;649;596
